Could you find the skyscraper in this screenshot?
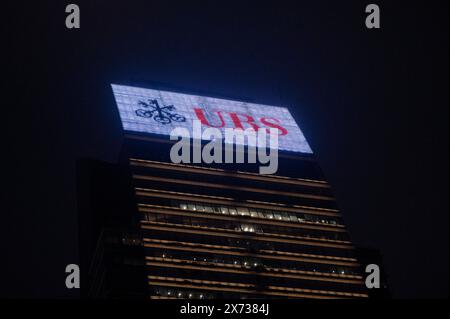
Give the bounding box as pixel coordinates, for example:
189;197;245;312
77;84;368;299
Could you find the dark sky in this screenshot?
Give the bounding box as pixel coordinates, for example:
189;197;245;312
2;1;448;298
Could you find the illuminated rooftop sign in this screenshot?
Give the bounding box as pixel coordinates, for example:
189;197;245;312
111;84;313;154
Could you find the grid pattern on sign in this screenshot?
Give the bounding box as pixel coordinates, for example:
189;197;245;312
111;84;313;154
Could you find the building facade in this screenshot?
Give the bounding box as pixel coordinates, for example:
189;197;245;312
77;84;368;299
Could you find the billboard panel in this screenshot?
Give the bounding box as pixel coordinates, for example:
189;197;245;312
111;84;313;154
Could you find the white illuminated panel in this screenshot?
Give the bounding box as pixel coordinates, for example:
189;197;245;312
111;84;313;154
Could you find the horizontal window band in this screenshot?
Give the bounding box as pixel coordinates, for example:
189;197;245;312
143;241;360;267
145;258;363;284
148;281;339;299
145;255;361;279
129;158;330;188
135;188;341;217
138;204;346;232
148;275;368;298
143;237;247;253
133;175;335;202
141;221;353;248
149;296;179;300
143;238;358;263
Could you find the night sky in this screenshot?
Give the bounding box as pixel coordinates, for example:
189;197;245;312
2;1;448;298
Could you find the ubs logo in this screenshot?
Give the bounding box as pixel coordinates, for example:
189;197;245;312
136;99;186;124
135;98;289;136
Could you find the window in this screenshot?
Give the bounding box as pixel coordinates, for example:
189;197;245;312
204;206;213;213
171;200;344;227
281;212;290;221
237;207;250;216
264;211;274;219
241;224;255;232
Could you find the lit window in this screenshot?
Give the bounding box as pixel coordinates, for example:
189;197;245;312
229;208;237;215
264;211;274;219
220;207;229;214
241;224;255;232
204;206;213;213
238;207;250;216
250;210;258;217
179;203;188;210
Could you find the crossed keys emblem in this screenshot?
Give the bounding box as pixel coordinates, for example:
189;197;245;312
135;99;186;125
